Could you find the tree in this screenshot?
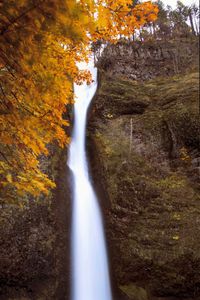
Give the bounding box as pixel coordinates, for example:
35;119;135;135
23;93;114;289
154;0;171;38
168;1;192;37
188;3;199;35
0;0;158;201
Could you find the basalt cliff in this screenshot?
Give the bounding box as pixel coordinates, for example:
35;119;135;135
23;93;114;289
88;37;199;300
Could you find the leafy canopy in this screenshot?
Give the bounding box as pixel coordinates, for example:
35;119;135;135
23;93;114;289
0;0;158;200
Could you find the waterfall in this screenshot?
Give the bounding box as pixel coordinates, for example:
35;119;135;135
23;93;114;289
68;60;112;300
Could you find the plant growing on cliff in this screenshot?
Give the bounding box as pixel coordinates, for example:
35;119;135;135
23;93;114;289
0;0;158;200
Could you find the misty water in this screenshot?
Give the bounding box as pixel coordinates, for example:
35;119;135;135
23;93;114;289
68;61;112;300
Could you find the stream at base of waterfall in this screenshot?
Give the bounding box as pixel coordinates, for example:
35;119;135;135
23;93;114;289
68;59;112;300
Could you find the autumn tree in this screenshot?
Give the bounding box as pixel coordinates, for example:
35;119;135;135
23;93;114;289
0;0;158;201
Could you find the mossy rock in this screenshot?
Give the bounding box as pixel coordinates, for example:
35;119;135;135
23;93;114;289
120;284;148;300
88;71;200;299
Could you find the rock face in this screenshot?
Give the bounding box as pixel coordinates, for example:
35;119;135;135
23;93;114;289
97;38;198;81
0;146;71;300
88;67;200;299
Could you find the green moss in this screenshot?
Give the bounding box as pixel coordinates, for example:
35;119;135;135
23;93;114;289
89;70;200;298
120;284;148;300
156;174;187;190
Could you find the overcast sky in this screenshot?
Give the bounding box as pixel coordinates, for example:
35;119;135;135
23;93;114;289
159;0;199;8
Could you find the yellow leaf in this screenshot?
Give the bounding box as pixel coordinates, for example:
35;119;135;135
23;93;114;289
6;174;12;183
172;236;180;240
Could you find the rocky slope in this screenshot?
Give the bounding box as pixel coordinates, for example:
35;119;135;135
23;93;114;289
88;68;200;300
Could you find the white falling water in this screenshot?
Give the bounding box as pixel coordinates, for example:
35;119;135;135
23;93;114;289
68;60;112;300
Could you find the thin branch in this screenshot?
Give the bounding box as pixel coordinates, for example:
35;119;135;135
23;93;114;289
0;150;12;166
0;3;40;36
11;90;51;119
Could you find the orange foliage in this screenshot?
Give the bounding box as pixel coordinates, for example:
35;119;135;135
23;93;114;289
0;0;158;200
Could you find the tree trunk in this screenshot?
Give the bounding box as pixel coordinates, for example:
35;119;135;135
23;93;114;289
189;12;196;35
194;17;199;34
